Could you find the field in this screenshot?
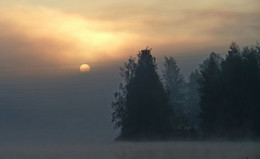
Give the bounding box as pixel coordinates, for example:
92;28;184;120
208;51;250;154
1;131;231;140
0;141;259;159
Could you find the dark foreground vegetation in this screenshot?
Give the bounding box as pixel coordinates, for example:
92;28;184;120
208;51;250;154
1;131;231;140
112;42;260;140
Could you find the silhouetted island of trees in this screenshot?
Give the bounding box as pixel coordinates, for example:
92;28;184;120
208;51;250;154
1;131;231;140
112;42;260;140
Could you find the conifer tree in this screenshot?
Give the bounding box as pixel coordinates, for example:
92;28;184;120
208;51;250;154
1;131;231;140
112;48;173;140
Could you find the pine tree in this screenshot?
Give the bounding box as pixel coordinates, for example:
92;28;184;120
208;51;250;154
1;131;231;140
198;52;223;136
220;43;260;137
186;70;200;129
198;43;260;138
112;48;173;140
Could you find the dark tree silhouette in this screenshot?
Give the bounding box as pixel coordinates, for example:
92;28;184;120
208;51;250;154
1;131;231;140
198;52;223;137
198;43;260;138
185;70;200;129
112;42;260;140
220;43;260;137
112;48;173;140
112;57;136;130
240;45;260;137
220;43;245;137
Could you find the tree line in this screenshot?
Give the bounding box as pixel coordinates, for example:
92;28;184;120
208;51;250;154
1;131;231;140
111;43;260;140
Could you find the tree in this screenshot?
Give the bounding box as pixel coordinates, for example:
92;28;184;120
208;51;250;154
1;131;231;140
198;43;260;138
112;57;136;131
185;70;200;129
220;43;245;137
162;57;188;130
198;52;223;136
240;45;260;137
253;43;260;136
220;43;260;137
112;48;173;140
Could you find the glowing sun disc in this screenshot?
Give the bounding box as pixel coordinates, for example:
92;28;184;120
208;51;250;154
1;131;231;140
80;64;90;72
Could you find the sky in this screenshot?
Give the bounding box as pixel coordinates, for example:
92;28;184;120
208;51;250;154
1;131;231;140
0;0;259;142
0;0;259;74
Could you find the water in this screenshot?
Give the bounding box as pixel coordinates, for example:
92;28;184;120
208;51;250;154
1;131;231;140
0;141;259;159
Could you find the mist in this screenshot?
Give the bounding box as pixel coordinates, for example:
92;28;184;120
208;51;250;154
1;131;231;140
0;53;206;143
0;64;121;143
0;0;259;158
0;142;259;159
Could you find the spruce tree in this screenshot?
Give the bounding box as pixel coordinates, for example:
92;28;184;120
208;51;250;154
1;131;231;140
186;70;200;129
112;48;173;140
198;52;223;136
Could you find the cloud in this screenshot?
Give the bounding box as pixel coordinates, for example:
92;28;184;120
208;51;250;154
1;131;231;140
84;3;260;49
0;3;259;76
0;5;138;74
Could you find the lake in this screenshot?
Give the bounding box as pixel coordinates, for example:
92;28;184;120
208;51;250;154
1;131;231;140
0;141;259;159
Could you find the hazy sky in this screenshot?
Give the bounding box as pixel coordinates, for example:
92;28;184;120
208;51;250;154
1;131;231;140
0;0;259;142
0;0;259;75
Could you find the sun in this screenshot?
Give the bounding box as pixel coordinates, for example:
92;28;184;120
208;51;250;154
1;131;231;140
80;64;91;72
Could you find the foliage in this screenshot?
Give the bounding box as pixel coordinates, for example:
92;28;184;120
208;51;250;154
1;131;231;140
112;57;136;130
112;49;173;140
112;42;260;140
162;57;189;131
198;52;223;136
185;70;201;129
198;43;260;138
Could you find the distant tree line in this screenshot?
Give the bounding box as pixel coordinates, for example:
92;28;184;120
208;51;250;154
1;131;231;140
112;43;260;140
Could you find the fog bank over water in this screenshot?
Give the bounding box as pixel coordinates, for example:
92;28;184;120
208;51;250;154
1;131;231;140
0;54;204;143
0;64;121;142
0;142;259;159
